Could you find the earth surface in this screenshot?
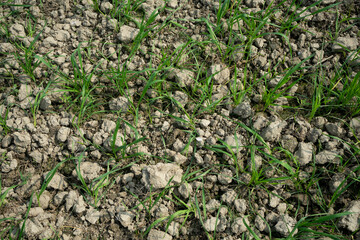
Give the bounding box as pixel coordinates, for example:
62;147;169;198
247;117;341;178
0;0;360;239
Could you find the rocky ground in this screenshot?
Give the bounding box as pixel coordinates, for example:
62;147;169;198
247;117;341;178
0;0;360;239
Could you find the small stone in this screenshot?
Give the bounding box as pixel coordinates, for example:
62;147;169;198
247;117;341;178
172;91;188;107
178;182;193;199
109;96;130;112
224;135;243;153
269;192;280;208
218;168;233;185
13;131;31;148
231;217;249;234
18;84;32;101
72;162;102;182
85;207;100;224
117;25;139;43
234;199;247;214
39;96;51;110
44;172;68;190
208;64;230;84
294;142;313;166
117;211;135;228
55;30;70;42
168;69;194;88
315;150;340;164
57;127;71;142
329;173;346;194
261;120;287;142
221;189;237;205
274;214;298;237
325;123;345;138
233;101;253;119
100;1;113;13
200;119;211;128
10;24;26;38
206;199;221;213
147;229;172;240
142;163;183;190
332;37;358;52
338;200;360;232
204;217;220;232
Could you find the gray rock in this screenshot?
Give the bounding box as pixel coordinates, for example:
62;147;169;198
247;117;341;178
57;127;71;142
167;0;178;8
231;217;249;234
281;134;298;153
29;207;44;217
204;217;220;232
221;189;237;205
55;30;70;42
109;96;130;112
208;64;230;84
218;168;233;185
294;142;313;166
13;131;31;148
234;199;247;214
153;204;169;218
167;222;180;237
269;192;280;208
307;128;322;143
261;120;287;142
315;150;340;164
67;136;85;153
172;91;188;107
142;163;183;190
100;1;113;13
233;101;253;119
32;190;51;209
0;43;15;53
101;120;116;133
29;150;43;163
247;154;262;171
117;25;139;43
85;207;100;224
329;173;346;194
1;135;12;148
23;219;43;237
172;139;185;152
103;132;125;151
42;36;58;47
65;190;77;211
168;69;194;88
72;161;102;182
206;199;221;213
178;182;193;199
44;172;68;190
253;115;268;131
255;215;267;232
332;37;358;51
10;24;26;38
53;191;68;206
147;229;172;240
338;200;360;232
274;214;298;237
325;123;345;138
73;195;86;214
350;117;360;133
39;96;51;110
200;119;211;128
18;85;33;102
224;135;243;153
1;157;17;173
117;211;135;228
